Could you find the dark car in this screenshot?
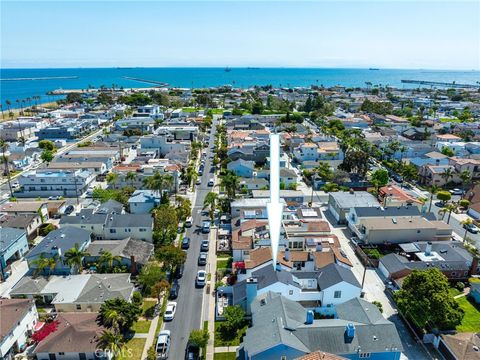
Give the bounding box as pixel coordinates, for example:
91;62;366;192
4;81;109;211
181;237;191;249
64;205;75;215
393;174;403;183
185;343;200;360
198;252;207;266
169;280;180;299
463;223;480;234
175;264;185;279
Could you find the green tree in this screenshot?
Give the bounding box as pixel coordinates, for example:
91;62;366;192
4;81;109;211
151;279;170;301
99;298;141;332
143;171;173;198
251;101;264;114
175;196;192;222
155;245;186;271
188;329;210;349
41;149;54;164
220;170;239;199
125;171;137;187
394;268;464;330
99;250;122;270
441;167;455;185
371;169;389;189
152;204;178;245
203;192;218;222
97;330;124;358
436;190;451;203
459;170;472;196
63;243;89;273
138;262;166;295
441;146;454;157
106;173;119;189
66;92;83;104
222;305;246;333
461;218;474;242
440;203;457;224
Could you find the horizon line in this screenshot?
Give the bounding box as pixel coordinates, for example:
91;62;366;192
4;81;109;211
2;65;479;72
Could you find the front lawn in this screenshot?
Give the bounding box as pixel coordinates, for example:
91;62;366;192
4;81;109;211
456;296;480;332
131;320;151;333
217;257;232;270
448;287;462;297
214;322;248;347
142;300;157;317
214;353;236;360
118;338;146;360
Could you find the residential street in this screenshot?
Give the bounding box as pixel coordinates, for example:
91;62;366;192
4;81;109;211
163;121;217;359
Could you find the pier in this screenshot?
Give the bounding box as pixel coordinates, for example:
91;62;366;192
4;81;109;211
122;76;169;87
0;76;79;81
401;79;479;89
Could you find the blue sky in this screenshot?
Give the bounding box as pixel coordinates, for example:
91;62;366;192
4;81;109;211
1;1;479;69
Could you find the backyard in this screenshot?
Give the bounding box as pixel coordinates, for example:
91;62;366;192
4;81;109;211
214;322;248;347
456;295;480;332
214;353;236;360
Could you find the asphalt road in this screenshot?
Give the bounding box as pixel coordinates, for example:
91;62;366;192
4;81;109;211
163;122;217;360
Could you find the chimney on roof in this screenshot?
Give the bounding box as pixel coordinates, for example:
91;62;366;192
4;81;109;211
305;310;314;325
346;323;355;339
246;278;258;316
130;255;137;276
425;242;433;256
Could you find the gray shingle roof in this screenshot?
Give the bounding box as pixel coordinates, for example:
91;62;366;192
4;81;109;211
317;263;361;290
27;226;91;259
241;292;403;357
330;192;378;209
105;214;153;228
0;227;26;253
87;238;153;264
353;206;420;218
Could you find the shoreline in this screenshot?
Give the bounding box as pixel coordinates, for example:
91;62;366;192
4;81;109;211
0;101;58;122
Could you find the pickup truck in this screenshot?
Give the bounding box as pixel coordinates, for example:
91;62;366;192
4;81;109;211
156;330;171;359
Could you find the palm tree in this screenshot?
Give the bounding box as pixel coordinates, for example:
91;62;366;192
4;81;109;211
428;185;439;212
102;309;122;333
143;171;173;197
99;250;121;270
0;139;13;197
97;330;124;358
461;218;473;243
31;254;58;276
125;171;137;187
440;167;455;186
440;203;457;224
220;171;239;199
203;192;218;222
106;172;119;189
64;243;89;273
459;170;472;197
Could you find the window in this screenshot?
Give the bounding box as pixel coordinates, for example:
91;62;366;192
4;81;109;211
76;304;81;310
289;290;293;295
359;353;371;358
281;357;287;360
334;291;342;299
139;228;146;232
110;229;116;233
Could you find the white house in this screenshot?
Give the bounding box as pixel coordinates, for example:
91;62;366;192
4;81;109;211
0;299;38;360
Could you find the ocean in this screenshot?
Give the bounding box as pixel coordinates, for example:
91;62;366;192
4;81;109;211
1;67;479;109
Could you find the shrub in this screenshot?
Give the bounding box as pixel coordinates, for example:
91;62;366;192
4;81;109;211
39;223;56;237
459;199;470;208
456;282;465;291
363;248;382;260
372;301;383;313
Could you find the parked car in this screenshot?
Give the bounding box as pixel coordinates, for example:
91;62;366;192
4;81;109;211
200;239;209;252
463;223;479;234
169;280;180;299
156;330;171;359
48;196;60;200
175;264;184;279
208;178;214;186
181;237;191;249
196;178;201;185
185;343;200;360
198;252;208;266
163;302;177;321
64;205;75;215
450;188;464;195
392;174;403;183
196;270;206;287
202;221;211;233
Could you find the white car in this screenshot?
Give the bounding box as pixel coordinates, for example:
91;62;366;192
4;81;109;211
450;188;463;195
196;270;207;287
163;302;177;321
156;330;171;359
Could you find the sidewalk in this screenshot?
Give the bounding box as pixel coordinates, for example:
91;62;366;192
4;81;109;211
215;346;239;353
140;312;160;360
205;228;218;360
